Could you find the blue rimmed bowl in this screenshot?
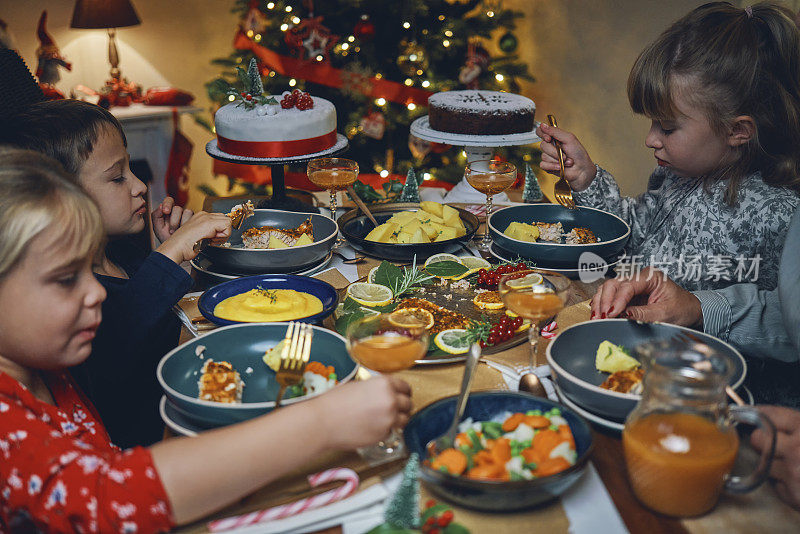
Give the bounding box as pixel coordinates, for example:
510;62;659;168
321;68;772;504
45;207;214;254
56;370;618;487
404;391;593;511
487;204;630;266
546;319;747;420
198;274;338;326
157;323;357;427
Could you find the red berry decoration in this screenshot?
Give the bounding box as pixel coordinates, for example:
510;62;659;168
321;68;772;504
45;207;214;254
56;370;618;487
245;94;252;101
425;499;436;508
280;97;293;109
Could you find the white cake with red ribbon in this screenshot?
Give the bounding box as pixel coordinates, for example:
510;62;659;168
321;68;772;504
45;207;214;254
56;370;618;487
215;89;337;158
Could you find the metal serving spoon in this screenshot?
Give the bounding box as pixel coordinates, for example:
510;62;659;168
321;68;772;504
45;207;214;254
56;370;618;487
519;373;547;398
426;343;482;455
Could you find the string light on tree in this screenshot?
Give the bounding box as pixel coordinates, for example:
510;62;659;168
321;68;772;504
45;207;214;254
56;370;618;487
397;40;428;76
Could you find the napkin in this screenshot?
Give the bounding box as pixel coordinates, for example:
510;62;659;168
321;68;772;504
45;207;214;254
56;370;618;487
173;291;216;337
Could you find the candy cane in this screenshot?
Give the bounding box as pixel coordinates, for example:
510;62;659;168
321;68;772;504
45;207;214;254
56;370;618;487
540;320;557;339
207;467;360;532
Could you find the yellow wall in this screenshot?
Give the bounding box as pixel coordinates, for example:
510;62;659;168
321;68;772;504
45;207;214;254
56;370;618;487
4;0;771;208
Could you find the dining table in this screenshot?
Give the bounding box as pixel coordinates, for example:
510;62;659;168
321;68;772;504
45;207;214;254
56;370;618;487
169;202;800;534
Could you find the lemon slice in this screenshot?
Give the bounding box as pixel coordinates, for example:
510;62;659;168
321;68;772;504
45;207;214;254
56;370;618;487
434;329;471;354
368;266;379;284
451;268;480;281
473;291;505;310
505;272;544;289
424;253;461;268
389;307;435;330
346;282;393;307
459;257;491;270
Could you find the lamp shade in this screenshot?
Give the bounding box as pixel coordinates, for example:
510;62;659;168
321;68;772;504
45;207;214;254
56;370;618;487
70;0;141;29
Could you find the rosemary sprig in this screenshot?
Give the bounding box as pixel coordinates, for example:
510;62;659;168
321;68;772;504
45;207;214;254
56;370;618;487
392;255;434;297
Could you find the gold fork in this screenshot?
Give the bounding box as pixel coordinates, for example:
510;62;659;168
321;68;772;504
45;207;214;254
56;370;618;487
547;114;577;210
274;322;313;408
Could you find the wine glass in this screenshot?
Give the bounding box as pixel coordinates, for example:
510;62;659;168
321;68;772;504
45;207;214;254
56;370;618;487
307;158;359;220
498;269;570;371
346;312;429;460
464;160;517;250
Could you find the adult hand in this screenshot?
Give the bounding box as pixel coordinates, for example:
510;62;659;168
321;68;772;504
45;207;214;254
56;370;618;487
318;376;412;450
155;211;231;264
751;405;800;511
152;196;194;243
590;267;703;328
535;123;596;192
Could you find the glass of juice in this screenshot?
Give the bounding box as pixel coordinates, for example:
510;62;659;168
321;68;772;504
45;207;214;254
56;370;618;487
307;158;359;220
623;340;777;517
346;312;429;460
464;160;516;250
498;269;570;370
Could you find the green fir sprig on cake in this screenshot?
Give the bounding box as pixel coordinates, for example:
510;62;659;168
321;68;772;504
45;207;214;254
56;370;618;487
225;58;278;110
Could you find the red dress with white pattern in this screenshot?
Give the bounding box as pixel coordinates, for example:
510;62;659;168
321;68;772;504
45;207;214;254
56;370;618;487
0;371;174;533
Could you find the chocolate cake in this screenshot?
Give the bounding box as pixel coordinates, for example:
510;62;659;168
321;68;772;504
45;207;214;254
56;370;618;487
427;90;536;135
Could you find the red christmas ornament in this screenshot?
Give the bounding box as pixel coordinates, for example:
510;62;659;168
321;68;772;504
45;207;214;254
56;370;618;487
360;110;386;139
285;16;338;60
353;14;375;41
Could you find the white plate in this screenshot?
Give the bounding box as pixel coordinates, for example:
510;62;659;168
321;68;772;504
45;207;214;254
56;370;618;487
554;383;625;432
410;116;541;147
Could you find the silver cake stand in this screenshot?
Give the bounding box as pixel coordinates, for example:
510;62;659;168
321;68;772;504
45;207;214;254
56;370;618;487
205;134;349;213
410;116;541;203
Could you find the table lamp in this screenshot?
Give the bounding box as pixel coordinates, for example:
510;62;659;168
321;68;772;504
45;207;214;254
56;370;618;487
70;0;141;106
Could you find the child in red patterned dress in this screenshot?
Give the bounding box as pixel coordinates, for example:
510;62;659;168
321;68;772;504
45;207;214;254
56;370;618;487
0;148;413;532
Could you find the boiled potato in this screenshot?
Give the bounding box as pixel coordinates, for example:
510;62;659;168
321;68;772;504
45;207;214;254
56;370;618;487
420;201;444;218
365;222;397;242
410;227;428;243
434;228;457;241
504;222;539;242
420;222;439;240
268;236;289;249
397;231;414;244
295;233;314;247
389;211;416;224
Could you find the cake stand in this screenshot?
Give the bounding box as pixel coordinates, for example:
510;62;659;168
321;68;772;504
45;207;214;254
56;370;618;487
205;134;349;213
409;116;541;203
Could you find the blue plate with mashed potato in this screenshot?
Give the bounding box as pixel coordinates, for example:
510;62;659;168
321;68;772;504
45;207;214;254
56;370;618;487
157;322;357;427
198;273;338;326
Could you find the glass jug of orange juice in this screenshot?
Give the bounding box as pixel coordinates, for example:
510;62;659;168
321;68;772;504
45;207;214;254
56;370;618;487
622;339;776;518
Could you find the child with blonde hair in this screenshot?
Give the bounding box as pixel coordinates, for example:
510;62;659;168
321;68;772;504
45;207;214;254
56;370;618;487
537;2;799;297
0;147;412;532
0;100;231;447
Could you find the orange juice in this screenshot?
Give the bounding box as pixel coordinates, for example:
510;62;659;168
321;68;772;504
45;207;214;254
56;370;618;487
466;172;516;195
623;412;739;517
308;169;358;191
502;292;564;322
349;334;426;373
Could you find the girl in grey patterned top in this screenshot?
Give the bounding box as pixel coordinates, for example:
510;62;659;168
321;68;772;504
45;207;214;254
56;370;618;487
536;2;800;293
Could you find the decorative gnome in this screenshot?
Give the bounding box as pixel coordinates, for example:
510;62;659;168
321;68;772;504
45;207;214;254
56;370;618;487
35;11;71;100
522;163;543;202
366;454;468;534
399;169;421;203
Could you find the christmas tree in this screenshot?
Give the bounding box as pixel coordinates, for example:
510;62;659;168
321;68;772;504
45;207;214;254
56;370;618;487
205;0;536;194
522;163;543;202
399;169;421;203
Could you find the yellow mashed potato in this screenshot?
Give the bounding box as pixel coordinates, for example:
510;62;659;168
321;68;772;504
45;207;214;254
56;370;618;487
214;289;323;322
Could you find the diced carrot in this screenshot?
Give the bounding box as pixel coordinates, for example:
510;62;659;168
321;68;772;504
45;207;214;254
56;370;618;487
431;448;468;475
521;446;545;466
305;361;334;377
466;463;506;480
535;457;572;477
524;415;551;429
502;412;526;432
532;429;567;458
473;449;494;465
490;438;512;463
557;424;576;450
454;432;469;448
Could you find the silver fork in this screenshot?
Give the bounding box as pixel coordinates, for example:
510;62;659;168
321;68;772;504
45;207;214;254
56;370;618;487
547;114;577;210
274;322;313;408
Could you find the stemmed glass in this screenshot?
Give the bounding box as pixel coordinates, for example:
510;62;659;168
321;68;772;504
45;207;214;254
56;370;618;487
464;160;517;250
346;312;429;460
498;269;570;371
307;158;359;220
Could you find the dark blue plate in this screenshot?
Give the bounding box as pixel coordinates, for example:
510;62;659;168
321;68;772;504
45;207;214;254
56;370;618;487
546;319;746;420
198;274;338;326
488;204;630;265
404;391;593;511
157;323;357;426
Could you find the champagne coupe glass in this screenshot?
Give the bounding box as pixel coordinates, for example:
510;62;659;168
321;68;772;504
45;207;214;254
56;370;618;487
465;160;517;250
307;158;359;220
346;312;429;460
499;269;570;371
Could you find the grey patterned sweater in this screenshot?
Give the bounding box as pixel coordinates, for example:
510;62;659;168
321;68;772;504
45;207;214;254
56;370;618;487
574;165;798;291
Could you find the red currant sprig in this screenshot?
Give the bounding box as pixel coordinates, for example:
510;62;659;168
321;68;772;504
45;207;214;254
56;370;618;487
478;314;524;348
421;500;456;533
279;89;314;110
475;262;528;291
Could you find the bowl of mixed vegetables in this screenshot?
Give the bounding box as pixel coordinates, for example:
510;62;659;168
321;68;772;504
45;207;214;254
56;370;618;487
403;391;593;511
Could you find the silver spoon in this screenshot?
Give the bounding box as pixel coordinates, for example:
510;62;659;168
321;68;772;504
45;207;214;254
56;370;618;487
426;343;482;455
519;373;547;398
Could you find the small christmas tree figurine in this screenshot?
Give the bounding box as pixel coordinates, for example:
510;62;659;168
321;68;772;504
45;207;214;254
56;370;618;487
226;57;276;110
385;454;421;529
522;163;543;202
247;56;264;95
399;169;421;203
